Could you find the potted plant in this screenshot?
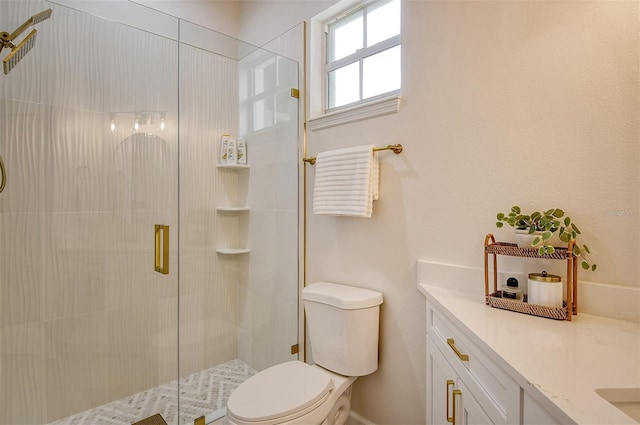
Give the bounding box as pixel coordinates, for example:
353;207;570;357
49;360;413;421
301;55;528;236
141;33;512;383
495;205;597;271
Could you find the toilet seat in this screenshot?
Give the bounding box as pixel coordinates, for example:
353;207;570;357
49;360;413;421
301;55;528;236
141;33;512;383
226;361;334;425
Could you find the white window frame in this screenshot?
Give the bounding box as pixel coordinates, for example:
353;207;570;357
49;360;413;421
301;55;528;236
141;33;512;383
309;0;401;130
325;0;401;112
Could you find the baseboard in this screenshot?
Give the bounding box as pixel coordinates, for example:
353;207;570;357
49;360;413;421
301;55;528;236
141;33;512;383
347;410;377;425
418;259;640;323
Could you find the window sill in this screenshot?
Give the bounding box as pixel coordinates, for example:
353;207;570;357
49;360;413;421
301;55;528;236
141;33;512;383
308;96;401;131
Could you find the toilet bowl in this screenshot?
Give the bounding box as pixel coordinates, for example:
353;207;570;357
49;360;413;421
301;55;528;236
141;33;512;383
225;361;355;425
225;282;383;425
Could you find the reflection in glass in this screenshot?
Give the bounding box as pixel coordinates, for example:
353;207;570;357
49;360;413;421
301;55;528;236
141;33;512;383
253;98;275;131
254;56;276;96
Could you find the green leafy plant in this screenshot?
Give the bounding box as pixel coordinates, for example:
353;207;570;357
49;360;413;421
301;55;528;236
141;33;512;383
496;205;597;271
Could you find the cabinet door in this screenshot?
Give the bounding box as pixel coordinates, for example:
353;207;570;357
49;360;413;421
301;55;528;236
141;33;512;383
456;380;495;425
522;392;561;425
427;336;458;425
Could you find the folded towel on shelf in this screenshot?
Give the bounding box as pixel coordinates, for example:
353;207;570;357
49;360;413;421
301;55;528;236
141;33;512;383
313;145;379;217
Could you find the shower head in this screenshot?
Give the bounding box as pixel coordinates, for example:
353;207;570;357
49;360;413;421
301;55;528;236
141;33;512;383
0;8;52;75
3;29;37;75
31;9;53;25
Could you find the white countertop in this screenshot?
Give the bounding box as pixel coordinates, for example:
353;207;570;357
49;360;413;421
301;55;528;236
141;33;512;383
419;283;640;425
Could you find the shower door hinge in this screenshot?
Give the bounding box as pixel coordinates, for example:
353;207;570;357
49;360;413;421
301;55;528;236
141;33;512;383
291;343;299;355
290;88;300;99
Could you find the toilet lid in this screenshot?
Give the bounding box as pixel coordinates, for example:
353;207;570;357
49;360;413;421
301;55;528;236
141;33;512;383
227;361;333;422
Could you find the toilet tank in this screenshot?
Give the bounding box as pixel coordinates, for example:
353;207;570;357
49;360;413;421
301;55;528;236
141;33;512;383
302;282;383;377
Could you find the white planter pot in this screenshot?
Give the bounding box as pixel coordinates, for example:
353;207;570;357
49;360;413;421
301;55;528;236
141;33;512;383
515;229;541;249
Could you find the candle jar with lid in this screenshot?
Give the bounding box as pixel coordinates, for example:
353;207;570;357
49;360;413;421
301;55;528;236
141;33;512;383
528;271;563;308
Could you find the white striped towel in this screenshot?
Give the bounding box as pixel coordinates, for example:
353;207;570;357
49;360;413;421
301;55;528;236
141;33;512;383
313;145;379;217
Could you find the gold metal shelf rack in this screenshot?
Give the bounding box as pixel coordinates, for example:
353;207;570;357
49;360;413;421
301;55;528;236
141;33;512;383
484;233;578;321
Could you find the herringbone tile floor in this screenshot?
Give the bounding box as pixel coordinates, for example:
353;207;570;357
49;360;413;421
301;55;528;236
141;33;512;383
49;359;256;425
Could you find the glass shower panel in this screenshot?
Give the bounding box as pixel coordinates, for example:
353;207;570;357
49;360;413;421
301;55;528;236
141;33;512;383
178;21;299;422
177;22;245;423
239;40;300;381
0;1;180;424
1;2;300;423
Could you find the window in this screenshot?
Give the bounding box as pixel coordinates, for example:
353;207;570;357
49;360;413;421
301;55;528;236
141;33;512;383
325;0;401;111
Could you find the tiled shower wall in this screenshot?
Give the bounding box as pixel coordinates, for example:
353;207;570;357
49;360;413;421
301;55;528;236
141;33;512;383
178;41;240;378
1;1;300;423
0;2;242;423
0;2;181;422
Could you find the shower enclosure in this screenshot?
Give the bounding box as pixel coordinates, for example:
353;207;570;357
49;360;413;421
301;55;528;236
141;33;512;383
0;1;300;424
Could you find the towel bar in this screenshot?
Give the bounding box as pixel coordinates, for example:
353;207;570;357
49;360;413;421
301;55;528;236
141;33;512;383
303;144;403;165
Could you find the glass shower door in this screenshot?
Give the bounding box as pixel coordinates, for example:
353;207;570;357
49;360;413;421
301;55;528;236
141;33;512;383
0;1;181;424
177;21;300;423
1;2;301;424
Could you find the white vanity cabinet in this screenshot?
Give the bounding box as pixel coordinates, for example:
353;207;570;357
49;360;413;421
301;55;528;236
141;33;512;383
457;379;495;425
427;336;494;425
426;299;564;425
521;392;562;425
426;300;521;425
421;280;639;425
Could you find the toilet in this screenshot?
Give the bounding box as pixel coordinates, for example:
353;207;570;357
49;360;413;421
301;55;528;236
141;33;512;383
225;282;383;425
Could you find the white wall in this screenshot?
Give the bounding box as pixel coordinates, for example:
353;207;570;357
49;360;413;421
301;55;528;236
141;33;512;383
133;0;240;38
239;1;639;424
238;0;337;47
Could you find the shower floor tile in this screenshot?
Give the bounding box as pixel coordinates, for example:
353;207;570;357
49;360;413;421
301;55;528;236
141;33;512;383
49;359;256;425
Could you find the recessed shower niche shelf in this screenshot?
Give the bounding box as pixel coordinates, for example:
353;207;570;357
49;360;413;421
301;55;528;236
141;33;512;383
216;157;250;255
216;248;250;255
216;164;250;170
216;207;250;212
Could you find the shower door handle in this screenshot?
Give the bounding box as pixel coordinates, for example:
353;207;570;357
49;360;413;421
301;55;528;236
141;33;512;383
154;224;169;274
0;154;6;193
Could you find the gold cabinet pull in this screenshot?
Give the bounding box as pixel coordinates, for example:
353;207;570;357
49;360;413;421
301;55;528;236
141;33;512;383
154;224;169;274
452;389;462;425
447;338;469;361
0;154;6;193
446;379;455;423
